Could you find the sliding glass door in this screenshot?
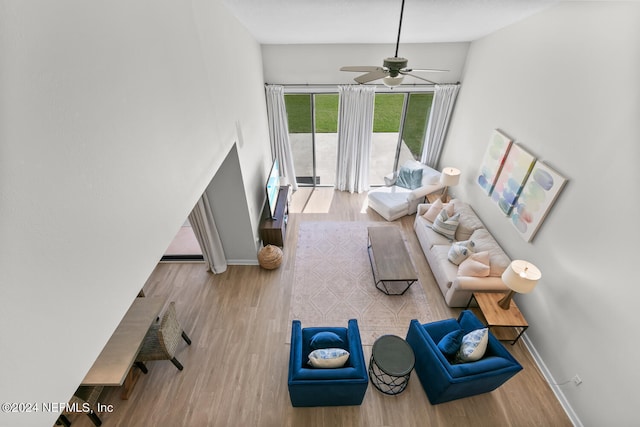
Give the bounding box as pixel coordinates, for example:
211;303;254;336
401;93;434;160
284;89;434;188
285;93;338;187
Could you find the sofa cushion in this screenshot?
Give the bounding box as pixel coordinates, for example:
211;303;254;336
430;245;460;287
469;229;511;277
310;331;344;350
450;199;485;241
432;210;460;240
308;348;350;368
421;166;441;186
415;218;452;249
396;166;423;190
368;186;412;220
456;328;489;363
458;251;491;277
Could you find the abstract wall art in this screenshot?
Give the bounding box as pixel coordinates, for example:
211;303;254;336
510;162;568;242
491;143;536;216
477;129;513;196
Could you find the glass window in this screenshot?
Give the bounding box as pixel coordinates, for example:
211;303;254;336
401;93;434;160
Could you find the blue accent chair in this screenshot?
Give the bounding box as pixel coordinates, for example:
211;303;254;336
406;310;523;404
288;319;369;407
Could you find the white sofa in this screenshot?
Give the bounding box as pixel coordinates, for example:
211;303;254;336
413;199;512;307
368;160;444;221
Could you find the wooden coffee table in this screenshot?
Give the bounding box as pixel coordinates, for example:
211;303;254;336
367;226;417;295
467;292;529;345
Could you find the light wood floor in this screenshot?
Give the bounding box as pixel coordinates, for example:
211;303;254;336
62;188;572;427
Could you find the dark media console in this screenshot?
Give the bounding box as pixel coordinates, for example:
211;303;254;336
260;185;289;247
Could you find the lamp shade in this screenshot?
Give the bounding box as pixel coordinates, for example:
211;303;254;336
440;167;461;186
501;260;541;294
383;75;404;87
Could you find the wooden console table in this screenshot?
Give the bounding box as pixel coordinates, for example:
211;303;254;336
467;292;528;345
82;296;166;399
260;185;289;247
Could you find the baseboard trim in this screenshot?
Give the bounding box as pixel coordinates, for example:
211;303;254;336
227;259;259;266
521;333;583;427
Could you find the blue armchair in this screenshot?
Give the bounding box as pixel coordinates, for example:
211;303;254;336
288;319;369;407
406;310;522;404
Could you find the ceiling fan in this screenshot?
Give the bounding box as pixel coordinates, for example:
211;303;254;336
340;0;448;87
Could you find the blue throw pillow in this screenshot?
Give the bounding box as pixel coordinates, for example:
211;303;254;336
396;166;424;190
437;329;465;357
310;331;344;350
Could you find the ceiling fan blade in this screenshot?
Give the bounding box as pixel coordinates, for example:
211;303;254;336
340;66;383;72
400;71;437;85
354;70;389;84
405;68;449;73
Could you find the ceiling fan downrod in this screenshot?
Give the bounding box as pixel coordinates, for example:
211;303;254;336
394;0;406;57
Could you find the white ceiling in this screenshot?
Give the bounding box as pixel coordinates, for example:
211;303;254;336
221;0;562;44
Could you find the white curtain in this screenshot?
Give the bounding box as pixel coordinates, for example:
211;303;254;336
421;84;460;168
265;85;298;191
188;192;227;274
335;85;376;193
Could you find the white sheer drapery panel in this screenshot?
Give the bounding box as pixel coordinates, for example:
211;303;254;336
265;85;298;191
188;192;227;274
335;85;376;193
421;84;460;168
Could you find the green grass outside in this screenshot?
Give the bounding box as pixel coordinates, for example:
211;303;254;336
284;92;433;158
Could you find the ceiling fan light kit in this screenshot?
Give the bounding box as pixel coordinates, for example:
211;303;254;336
339;0;448;87
383;75;404;87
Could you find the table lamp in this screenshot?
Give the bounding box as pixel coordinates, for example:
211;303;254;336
440;167;461;201
498;260;541;310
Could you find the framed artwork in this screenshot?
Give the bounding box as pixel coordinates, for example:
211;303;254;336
510;162;568;242
491;143;536;215
477;129;513;196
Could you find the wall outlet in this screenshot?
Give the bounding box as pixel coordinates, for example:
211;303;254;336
572;374;582;386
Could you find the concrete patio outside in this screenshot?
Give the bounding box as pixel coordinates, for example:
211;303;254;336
289;132;416;187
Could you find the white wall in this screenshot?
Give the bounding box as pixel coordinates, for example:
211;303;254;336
0;1;270;425
440;2;640;425
262;43;469;85
206;144;259;264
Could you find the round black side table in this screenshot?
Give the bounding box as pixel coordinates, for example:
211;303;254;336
369;334;415;395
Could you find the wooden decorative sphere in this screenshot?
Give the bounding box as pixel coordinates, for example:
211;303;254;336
258;245;283;270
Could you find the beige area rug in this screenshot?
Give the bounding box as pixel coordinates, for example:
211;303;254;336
287;221;432;346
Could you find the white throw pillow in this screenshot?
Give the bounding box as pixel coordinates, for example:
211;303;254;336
456;240;476;251
422;199;443;222
432;209;460;240
448;244;470;265
458;251;491;277
308;348;350;368
423;200;454;223
456;328;489;362
469;229;511;277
